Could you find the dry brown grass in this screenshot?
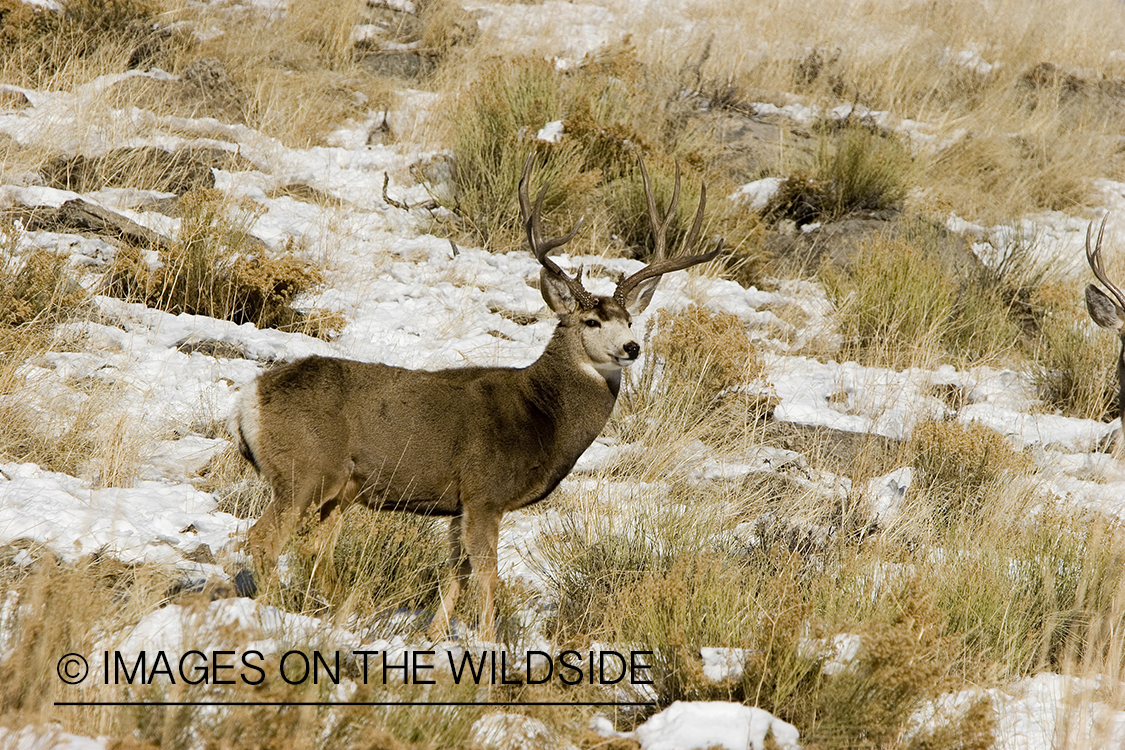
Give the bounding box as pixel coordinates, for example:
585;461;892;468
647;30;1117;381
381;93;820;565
0;224;151;484
613;0;1125;223
162;0;468;146
0;0;191;90
274;507;446;625
1032;279;1122;422
104;188;342;337
823;228;1025;369
0;551;178;724
910;417;1031;523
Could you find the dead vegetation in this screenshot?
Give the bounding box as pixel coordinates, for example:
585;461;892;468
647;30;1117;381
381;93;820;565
103;188;343;337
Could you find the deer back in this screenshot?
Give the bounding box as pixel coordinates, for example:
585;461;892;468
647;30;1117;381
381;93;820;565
239;319;622;516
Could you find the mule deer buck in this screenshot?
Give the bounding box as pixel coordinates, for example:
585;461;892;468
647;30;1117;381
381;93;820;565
1085;215;1125;450
229;153;723;640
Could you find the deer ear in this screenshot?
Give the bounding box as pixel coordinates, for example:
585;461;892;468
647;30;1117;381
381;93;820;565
541;268;581;313
1086;284;1125;332
622;276;660;314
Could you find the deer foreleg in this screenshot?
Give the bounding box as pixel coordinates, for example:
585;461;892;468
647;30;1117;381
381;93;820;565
429;514;470;641
463;506;501;643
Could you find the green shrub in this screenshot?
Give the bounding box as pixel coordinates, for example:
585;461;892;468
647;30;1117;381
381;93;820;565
440;52;738;257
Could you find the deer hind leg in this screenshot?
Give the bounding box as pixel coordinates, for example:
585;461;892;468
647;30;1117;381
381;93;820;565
248;461;355;590
429;514;471;642
309;464;360;594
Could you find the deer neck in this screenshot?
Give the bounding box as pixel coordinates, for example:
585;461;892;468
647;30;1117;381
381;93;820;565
526;323;620;424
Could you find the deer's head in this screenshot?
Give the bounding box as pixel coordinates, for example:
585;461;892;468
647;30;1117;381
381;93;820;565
519;153;722;377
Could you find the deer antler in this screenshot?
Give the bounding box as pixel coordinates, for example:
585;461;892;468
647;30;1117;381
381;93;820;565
519;153;595;309
614;155;722;306
1087;215;1125;311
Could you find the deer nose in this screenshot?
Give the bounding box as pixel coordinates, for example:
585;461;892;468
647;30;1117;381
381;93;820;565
623;341;640;359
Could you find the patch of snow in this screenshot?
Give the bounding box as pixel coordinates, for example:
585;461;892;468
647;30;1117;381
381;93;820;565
633;701;801;750
820;633;863;676
701;647;753;682
730;178;784;212
915;674;1125;750
943;47;996;77
351;24;384;44
0;726;106;750
537;120;565;143
864;467;913;524
0;461;241;566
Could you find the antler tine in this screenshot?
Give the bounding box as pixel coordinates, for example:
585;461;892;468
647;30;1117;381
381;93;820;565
518;153;594;308
638;155;681;261
614;155;722;306
682;181;707;256
529;181;584;257
613;238;724;306
518;153;537;246
1087;216;1125;311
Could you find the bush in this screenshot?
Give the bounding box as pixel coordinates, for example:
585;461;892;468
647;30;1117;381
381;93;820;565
442;58;580;250
0;219;86;328
105;188;342;337
623;305;767;442
1031;282;1120;422
768;121;912;225
0;0;186;87
824;230;1023;367
910;418;1027;522
439;52;741;257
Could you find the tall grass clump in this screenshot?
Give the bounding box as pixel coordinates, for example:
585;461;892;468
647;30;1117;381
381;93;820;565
0;552;175;718
438;51;756;258
537;505;715;642
536;481;997;748
910;418;1029;523
275;506;446;623
921;114;1114;223
0;222;86;328
1032;281;1120;422
0;550;487;748
767;120;912;226
0;0;189;89
824;231;1023;368
622;305;767;445
932;510;1125;680
105;188;342;337
441;57;588;250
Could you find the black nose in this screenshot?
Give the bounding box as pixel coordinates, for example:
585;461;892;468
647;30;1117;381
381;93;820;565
624;341;640;359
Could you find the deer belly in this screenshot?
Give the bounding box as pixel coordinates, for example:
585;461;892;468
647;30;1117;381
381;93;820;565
353;471;461;516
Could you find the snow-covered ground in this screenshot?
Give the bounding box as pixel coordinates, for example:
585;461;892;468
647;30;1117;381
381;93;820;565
3;0;1125;748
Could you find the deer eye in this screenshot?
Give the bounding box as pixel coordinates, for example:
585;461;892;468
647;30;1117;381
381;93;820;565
584;319;601;328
